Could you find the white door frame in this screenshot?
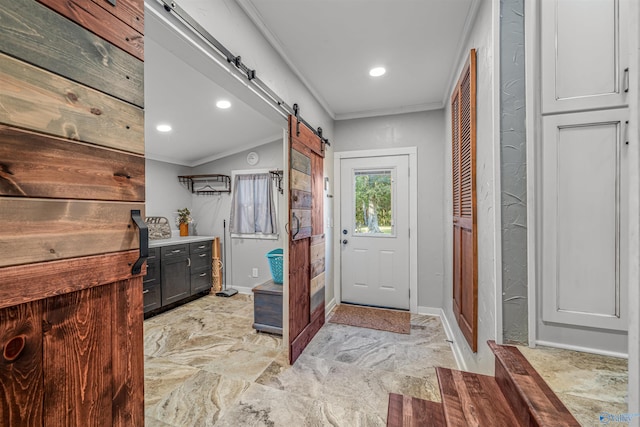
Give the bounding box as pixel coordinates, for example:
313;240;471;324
333;147;418;313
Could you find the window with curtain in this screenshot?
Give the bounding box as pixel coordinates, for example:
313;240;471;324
230;173;278;239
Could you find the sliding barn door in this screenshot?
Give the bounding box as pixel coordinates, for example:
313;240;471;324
288;116;325;364
451;49;478;352
0;0;145;425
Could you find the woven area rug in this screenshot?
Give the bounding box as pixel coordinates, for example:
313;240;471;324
329;304;410;334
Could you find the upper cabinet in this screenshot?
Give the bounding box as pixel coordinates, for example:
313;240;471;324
542;0;629;114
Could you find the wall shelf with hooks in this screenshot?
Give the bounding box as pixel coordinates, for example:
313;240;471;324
270;169;284;194
178;174;231;195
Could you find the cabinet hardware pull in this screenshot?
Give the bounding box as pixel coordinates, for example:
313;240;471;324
143;289;149;294
130;210;148;275
200;253;206;257
187;258;191;267
625;120;630;145
624;68;630;93
200;273;206;277
198;245;205;249
172;249;181;253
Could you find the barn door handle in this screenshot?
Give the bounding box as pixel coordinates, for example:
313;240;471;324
292;212;300;238
131;210;148;275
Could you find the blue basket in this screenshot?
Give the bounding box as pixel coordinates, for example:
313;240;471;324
266;248;283;284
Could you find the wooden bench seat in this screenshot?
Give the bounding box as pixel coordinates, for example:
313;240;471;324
387;393;445;427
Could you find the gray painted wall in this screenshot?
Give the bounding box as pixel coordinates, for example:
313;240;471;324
145;159;194;231
500;0;528;344
334;110;445;309
192;140;286;290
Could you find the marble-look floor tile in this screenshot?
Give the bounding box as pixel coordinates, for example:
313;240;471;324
144;357;200;405
319;360;440;420
199;344;278;382
214;383;314;427
256;354;331;400
518;345;628;404
556;393;629;427
146;370;250;427
304;400;386;427
143;416;175;427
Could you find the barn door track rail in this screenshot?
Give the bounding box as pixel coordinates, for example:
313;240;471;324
155;0;330;149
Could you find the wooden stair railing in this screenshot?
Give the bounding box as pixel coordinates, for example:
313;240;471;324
387;340;580;427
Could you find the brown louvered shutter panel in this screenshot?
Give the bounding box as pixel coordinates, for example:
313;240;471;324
452;93;461;218
451;49;477;352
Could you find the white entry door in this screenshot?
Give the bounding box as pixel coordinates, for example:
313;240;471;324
340;155;410;309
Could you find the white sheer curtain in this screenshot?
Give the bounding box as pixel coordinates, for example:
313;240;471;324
229;173;277;238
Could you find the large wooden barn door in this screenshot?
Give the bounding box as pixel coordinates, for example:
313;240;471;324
451;49;478;352
288;116;325;364
0;0;145;425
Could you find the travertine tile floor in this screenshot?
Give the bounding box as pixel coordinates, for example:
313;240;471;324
144;293;627;426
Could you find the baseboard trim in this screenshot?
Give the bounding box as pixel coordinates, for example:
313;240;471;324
325;298;337;319
417;306;467;371
229;285;253;295
535;340;628;359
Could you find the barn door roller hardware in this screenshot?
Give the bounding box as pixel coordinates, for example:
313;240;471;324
157;0;330;146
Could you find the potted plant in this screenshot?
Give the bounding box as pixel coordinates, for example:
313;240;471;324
177;208;192;236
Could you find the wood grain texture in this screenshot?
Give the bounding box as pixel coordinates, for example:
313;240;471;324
288;237;310;342
291;209;311;229
290;116;323;158
0;198;143;267
36;0;144;60
0;250;144;310
488;341;580;426
112;278;144;427
90;0;143;35
0;301;43;427
289;303;324;365
0;125;144;200
386;393;445;427
43;285;113;427
291;149;311;175
311;153;324;235
291;169;311;192
291;189;312;209
0;53;144;154
0;0;144;107
436;367;522;427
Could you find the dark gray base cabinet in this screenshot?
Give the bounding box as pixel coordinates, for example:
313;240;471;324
252;280;283;335
143;247;161;312
143;240;213;314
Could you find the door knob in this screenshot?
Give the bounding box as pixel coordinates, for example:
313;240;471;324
342;239;348;245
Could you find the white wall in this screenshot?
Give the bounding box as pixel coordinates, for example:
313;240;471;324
334;110;445;309
145;159;194;230
191;140;286;290
443;0;500;374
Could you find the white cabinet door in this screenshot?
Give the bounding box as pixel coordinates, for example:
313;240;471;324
542;0;629;114
541;109;628;331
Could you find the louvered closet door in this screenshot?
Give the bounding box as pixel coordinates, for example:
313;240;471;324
452;50;478;352
288;116;325;364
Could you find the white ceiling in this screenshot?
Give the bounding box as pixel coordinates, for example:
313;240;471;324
144;0;477;165
238;0;477;120
144;33;283;167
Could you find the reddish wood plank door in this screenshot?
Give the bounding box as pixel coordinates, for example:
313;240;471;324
0;0;145;425
288;116;325;364
452;49;478;352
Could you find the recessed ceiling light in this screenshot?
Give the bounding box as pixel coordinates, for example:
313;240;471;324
216;100;231;109
369;67;386;77
156;124;172;132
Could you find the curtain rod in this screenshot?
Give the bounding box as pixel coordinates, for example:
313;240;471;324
155;0;330;147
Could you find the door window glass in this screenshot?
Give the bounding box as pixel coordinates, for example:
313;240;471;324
353;169;393;236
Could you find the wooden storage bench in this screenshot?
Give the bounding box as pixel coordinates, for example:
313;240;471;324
252;280;283;335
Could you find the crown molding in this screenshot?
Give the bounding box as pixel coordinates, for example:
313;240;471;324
335;101;444;121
